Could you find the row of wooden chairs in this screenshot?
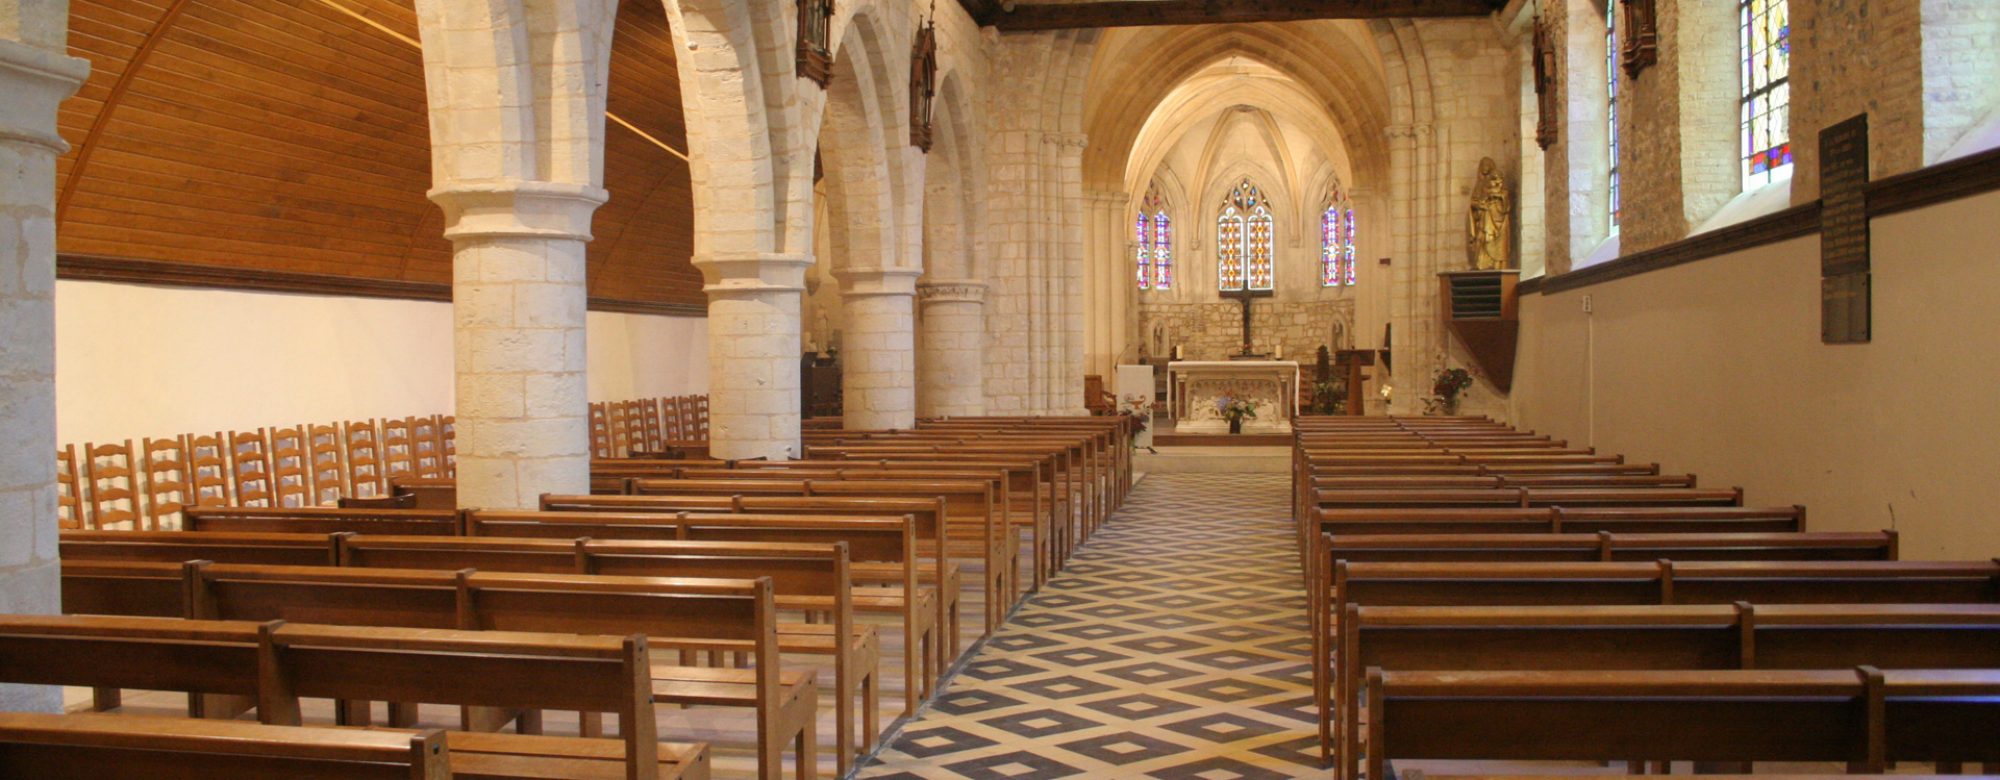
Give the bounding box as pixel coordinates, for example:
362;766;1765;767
1293;416;2000;779
590;395;710;458
55;415;455;530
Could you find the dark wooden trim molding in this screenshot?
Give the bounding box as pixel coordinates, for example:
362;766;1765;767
985;0;1502;31
1866;145;2000;218
57;255;707;317
1515;275;1545;296
585;297;709;317
1532;147;2000;295
1539;204;1820;294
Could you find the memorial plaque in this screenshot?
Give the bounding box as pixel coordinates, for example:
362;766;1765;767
1821;272;1871;344
1819;114;1872;343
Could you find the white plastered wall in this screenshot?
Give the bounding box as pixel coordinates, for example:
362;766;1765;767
54;281;704;445
1509;190;2000;559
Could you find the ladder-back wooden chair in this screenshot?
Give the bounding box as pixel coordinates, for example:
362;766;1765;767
380;417;416;481
83;440;141;530
140;436;193;530
638;399;665;452
268;426;312;508
306;423;348;505
185;432;233;507
228;429;274;507
410;415;445;478
56;445;83;529
342;419;386;498
438;415;457;478
589;402;613;458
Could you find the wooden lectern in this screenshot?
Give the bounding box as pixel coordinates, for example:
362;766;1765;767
1335;349;1377;416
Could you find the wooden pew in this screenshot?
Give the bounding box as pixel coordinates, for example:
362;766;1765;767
1329;602;2000;775
333;534;878;775
60;563;813;780
0;615;710;780
0;712;454;779
1365;668;2000;780
1323;530;1897;563
1303;506;1808;570
62;529;338;566
626;477;1012;632
533;494;960;670
185;506;458;535
686;460;1059;589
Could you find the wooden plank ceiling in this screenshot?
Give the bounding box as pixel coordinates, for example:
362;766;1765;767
56;0;701;310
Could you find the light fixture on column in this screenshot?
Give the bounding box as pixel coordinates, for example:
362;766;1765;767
911;0;939;152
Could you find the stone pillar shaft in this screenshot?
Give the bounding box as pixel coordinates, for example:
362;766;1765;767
433;183;605;509
839;267;921;430
700;253;811;460
917;281;987;418
0;37;87;713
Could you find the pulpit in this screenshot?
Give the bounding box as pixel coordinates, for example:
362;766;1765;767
1167;360;1301;434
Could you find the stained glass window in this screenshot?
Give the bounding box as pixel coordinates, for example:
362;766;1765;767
1152;211;1173;289
1135;212;1152;290
1608;0;1621;233
1740;0;1791;189
1218;179;1274;292
1321;188;1358;288
1137;187;1172;291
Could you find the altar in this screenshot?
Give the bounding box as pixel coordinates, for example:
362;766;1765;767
1167;360;1301;434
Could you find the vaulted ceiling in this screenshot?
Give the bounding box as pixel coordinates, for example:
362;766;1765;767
56;0;702;309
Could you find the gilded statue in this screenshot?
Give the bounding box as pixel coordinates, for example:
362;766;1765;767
1466;158;1513;270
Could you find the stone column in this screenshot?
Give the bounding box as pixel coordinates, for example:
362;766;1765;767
0;35;87;713
838;267;921;430
1053;132;1090;416
916;280;987;417
432;183;606;509
699;252;812;460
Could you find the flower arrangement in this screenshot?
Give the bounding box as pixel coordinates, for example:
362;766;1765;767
1215;393;1259;432
1119;396;1157;436
1424;367;1476;415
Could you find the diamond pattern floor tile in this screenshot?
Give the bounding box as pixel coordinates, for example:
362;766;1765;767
858;473;1322;778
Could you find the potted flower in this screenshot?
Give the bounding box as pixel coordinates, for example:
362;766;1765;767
1215;394;1259;434
1424;367;1475;416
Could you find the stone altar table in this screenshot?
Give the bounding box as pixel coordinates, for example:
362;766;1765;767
1167;360;1301;434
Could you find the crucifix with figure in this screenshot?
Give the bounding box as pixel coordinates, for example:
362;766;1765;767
1221;288;1273;357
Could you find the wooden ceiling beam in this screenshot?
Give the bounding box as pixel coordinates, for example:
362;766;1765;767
984;0;1501;31
955;0;1003;26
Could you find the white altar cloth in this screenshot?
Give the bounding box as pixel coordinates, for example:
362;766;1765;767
1167;360;1301;434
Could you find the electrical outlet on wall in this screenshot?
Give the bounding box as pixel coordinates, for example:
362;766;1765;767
1582;294;1594;314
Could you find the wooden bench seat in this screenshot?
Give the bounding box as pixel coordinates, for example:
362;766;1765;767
1365;668;2000;780
186;506;459;535
626;477;1011;632
473;507;943;713
0;615;710;780
58;563;812;780
332;535;878;775
1301;506;1809;569
0;712;454;779
1322;530;1896;563
1328;602;2000;775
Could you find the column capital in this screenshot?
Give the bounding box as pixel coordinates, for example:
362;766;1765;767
693;251;815;297
428;181;609;242
0;40;88;154
917;279;988;304
835;266;923;298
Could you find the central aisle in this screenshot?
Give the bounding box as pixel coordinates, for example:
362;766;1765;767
861;473;1321;779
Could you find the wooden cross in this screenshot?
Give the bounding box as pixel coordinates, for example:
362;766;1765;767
1220;288;1273;356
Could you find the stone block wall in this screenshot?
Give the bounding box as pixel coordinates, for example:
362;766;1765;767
1138;300;1356;364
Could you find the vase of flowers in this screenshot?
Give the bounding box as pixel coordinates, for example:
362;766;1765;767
1424;367;1475;416
1216;394;1259;434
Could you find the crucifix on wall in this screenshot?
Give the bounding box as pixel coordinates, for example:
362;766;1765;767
1220;288;1273;357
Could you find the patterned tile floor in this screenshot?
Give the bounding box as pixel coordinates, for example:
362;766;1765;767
860;473;1322;779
